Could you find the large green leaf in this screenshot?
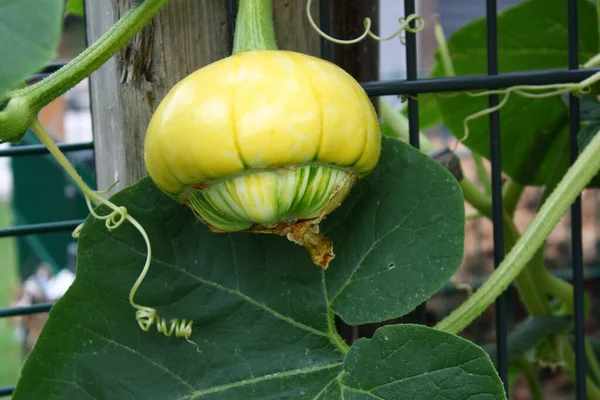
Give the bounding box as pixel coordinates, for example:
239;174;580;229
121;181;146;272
431;0;598;186
14;137;473;399
342;325;506;399
0;0;64;96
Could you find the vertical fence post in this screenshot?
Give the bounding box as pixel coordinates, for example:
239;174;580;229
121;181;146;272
485;0;509;393
567;0;586;398
404;0;427;326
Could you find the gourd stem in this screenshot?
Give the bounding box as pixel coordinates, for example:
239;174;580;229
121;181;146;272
232;0;278;54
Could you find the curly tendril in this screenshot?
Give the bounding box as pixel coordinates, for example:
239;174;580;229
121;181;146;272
401;70;600;149
29;119;200;351
306;0;424;45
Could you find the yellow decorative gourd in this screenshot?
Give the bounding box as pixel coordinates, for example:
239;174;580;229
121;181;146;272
144;1;380;268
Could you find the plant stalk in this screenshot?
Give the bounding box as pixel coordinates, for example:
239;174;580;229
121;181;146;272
472;154;492;196
559;335;600;399
502;180;524;217
232;0;278;54
435;128;600;334
459;178;492;217
517;358;543;400
378;99;436;152
30;120;91;196
587;339;600;385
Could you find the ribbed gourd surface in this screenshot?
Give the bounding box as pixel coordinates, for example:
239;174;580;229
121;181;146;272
144;50;381;196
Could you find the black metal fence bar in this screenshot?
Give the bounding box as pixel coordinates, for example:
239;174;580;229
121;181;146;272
0;303;53;318
319;0;332;62
40;62;599;96
226;0;237;51
0;220;83;238
362;68;598;96
404;0;427;325
0;141;94;158
486;0;509;391
568;0;586;398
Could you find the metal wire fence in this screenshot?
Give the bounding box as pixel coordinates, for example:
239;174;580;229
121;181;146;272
0;0;595;398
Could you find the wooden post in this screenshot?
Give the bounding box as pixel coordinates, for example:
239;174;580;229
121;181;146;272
86;0;321;191
330;0;379;82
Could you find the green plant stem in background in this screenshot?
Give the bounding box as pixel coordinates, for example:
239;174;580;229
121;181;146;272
378;99;436;152
517;357;543;400
504;220;551;316
433;14;455;77
29;119;129;222
433;14;493;197
587;339;600;385
472;154;492;196
459;178;492;217
435;128;600;335
1;0;171;140
558;335;600;399
232;0;278;54
502;180;524;217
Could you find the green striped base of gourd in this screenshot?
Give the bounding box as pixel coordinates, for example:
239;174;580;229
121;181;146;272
182;164;357;232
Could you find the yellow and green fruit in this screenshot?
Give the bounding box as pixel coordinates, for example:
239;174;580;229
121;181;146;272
144;50;380;268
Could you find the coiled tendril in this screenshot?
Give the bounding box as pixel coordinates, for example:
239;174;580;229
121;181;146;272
306;0;424;45
29;119;199;351
401;70;600;149
82;193;200;351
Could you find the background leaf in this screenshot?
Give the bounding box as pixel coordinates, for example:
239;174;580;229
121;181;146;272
430;0;599;186
14;137;468;399
342;325;506;399
0;0;64;96
483;316;572;364
579;97;600;151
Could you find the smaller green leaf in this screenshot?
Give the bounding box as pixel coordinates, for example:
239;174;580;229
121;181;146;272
342;324;507;399
483;316;572;364
579;96;600;122
65;0;84;16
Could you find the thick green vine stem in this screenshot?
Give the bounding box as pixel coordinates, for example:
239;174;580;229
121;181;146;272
0;0;171;142
232;0;278;54
435;128;600;334
29;120;199;350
